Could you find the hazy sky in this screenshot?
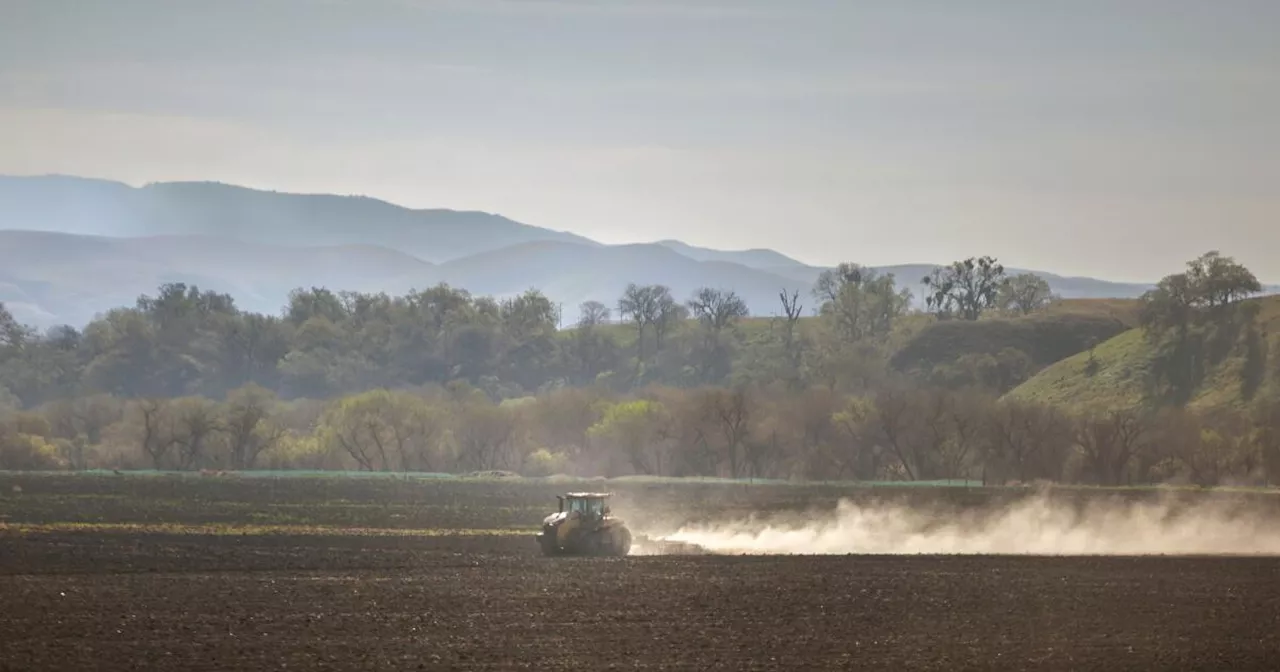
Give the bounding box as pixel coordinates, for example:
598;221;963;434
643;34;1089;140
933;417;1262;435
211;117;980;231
2;0;1278;280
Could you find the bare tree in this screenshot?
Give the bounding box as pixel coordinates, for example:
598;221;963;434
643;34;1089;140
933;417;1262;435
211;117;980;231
772;289;805;386
453;401;522;471
916;389;986;480
685;288;749;382
223;385;284;470
618;284;663;363
388;397;443;472
777;288;803;338
43;394;123;448
1252;397;1280;485
1073;408;1149;486
171;397;224;470
681;387;754;478
687;288;749;334
867;385;926;480
922;256;1006;321
984;399;1070;484
137;399;176;470
577;300;611;328
711;387;753;479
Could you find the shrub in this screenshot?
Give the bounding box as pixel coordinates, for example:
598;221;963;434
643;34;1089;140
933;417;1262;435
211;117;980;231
0;431;69;470
523;448;569;477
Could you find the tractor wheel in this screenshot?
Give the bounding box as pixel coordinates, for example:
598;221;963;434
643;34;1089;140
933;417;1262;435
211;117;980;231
586;531;607;556
538;533;559;556
612;526;633;557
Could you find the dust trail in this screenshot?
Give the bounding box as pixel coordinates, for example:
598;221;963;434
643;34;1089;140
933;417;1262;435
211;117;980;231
650;492;1280;555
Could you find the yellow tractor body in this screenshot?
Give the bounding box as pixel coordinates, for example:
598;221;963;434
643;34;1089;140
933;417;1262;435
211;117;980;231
536;492;632;556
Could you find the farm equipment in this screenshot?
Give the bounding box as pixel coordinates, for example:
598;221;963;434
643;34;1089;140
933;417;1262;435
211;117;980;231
536;492;633;556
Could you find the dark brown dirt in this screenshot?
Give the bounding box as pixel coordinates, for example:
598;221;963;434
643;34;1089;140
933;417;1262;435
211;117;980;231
2;532;1279;671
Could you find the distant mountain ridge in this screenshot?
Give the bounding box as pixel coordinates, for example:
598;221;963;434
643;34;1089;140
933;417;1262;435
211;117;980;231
653;239;808;269
0;230;436;327
2;174;1262;329
0;174;597;263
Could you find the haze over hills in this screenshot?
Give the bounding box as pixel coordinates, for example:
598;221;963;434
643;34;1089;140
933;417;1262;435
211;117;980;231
0;175;597;263
653;239;808;270
1;174;1267;329
0;230;437;326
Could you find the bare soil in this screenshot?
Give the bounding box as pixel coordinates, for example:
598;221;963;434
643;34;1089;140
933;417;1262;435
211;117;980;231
3;531;1279;671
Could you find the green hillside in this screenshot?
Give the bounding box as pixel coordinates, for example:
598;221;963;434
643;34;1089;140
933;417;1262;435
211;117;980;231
562;298;1138;397
890;299;1139;374
1007;295;1280;411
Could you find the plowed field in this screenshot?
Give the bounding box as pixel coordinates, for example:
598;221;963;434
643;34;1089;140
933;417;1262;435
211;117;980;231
2;475;1280;670
4;532;1280;670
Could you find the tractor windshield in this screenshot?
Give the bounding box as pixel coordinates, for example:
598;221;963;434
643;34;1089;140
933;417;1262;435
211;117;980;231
567;497;606;516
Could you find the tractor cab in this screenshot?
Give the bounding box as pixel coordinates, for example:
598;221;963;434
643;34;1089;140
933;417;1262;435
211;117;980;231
558;492;611;520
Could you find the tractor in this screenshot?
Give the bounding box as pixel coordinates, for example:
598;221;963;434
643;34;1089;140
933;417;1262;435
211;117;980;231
536;492;633;556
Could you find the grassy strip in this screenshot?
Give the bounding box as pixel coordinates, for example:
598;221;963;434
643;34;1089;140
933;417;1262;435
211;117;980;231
0;522;537;537
3;471;1277;494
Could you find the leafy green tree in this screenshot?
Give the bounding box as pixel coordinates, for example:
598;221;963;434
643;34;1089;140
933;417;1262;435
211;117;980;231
498;289;558;390
1139;251;1261;334
286;287;346;325
0;302;27;349
652;286;686;354
317;389;441;472
588;399;671;475
523;447;568;477
561;325;622;386
1186;251;1264;310
813;263;911;342
1139;251;1263;405
998;273;1056;315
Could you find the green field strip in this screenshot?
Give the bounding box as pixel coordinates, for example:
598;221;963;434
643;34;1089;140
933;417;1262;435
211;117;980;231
0;522;538;537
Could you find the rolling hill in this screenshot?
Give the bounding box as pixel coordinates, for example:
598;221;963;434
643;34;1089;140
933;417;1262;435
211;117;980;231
890;299;1140;377
1006;295;1280;411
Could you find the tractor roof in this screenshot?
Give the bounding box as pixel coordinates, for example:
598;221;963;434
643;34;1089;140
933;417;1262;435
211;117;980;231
561;492;612;498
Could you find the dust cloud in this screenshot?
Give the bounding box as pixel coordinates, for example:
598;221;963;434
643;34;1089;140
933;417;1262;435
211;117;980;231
642;492;1280;556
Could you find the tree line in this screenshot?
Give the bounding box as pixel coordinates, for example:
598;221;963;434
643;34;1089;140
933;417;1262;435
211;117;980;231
1;250;1277;486
2;376;1278;487
0;256;1052;407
